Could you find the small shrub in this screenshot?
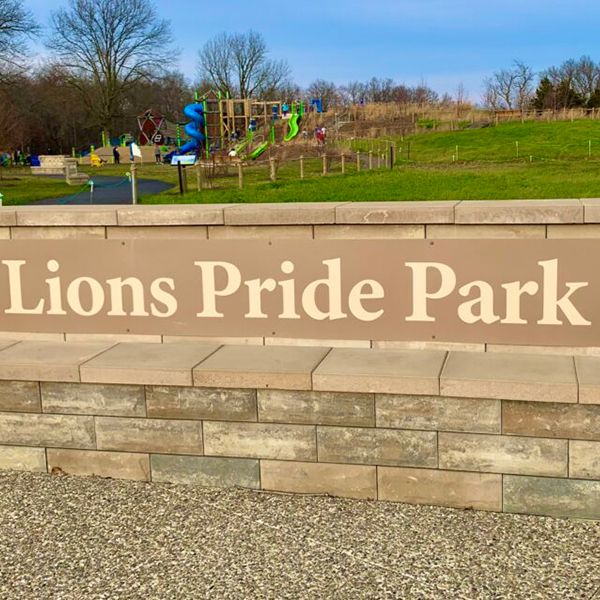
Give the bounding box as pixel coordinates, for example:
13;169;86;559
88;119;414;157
417;118;442;130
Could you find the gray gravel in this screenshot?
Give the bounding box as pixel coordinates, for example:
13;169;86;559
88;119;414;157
0;471;599;600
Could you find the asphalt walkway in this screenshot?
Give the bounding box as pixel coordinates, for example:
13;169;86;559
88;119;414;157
0;471;598;599
36;176;172;205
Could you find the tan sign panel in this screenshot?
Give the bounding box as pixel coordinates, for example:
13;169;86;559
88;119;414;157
0;239;598;346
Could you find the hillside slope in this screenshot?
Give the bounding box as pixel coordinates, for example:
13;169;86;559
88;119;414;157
395;120;600;163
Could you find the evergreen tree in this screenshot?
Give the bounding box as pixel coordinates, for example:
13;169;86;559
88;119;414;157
532;77;555;110
555;80;584;108
586;89;600;109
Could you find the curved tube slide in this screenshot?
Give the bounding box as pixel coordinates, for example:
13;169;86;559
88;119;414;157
178;103;206;155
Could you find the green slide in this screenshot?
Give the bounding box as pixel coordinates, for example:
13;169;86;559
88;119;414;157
234;131;253;155
234;138;251;154
248;141;270;160
284;113;300;142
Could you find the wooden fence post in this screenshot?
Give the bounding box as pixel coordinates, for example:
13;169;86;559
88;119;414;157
322;154;328;175
341;153;345;174
356;151;361;172
369;151;373;170
237;162;244;189
196;163;203;191
299;155;304;179
269;157;277;181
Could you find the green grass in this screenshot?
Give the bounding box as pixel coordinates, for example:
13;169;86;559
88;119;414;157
393;119;600;163
3;119;600;205
141;160;600;204
0;169;85;205
0;164;176;206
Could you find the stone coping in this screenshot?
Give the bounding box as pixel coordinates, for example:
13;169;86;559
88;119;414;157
0;341;594;403
1;199;598;227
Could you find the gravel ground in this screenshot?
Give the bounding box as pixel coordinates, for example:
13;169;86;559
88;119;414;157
0;472;599;600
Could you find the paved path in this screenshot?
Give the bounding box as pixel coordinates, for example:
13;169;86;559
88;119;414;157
0;472;599;599
36;176;172;205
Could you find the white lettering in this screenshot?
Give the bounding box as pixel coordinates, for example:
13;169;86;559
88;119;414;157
150;278;177;317
3;260;45;315
348;280;384;322
45;259;66;316
301;258;347;321
278;261;300;319
245;278;277;318
537;259;591;326
106;277;149;317
195;261;241;318
66;277;104;317
406;262;457;322
458;281;500;324
501;281;539;324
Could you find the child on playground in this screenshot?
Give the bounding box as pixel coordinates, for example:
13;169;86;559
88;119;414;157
315;127;326;146
154;143;162;165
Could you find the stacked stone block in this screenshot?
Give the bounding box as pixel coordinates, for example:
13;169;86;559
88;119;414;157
0;341;597;520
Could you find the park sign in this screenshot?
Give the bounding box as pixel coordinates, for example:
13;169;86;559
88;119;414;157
0;238;598;346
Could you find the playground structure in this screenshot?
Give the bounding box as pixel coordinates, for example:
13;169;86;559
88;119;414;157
175;90;310;162
71;92;322;168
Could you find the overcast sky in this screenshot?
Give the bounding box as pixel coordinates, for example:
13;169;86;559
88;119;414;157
26;0;600;101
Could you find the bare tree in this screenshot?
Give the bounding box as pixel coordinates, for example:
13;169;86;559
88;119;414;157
0;0;39;82
570;56;600;101
47;0;174;136
198;31;290;99
306;79;340;111
482;79;501;110
339;81;365;105
513;61;535;110
483;60;534;110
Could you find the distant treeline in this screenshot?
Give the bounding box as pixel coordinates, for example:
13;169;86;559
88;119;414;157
484;57;600;111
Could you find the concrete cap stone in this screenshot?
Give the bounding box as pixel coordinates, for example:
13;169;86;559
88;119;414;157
312;348;446;395
116;204;230;226
335;201;458;224
15;206;118;226
193;345;329;390
441;351;577;403
0;341;112;382
582;199;600;223
575;356;600;404
80;342;220;386
455;200;583;224
224;202;342;225
0;208;17;226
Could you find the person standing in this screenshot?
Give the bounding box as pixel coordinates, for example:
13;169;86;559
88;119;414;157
112;146;120;165
154;143;162;165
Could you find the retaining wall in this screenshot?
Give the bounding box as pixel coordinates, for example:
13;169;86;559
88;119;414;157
0;341;598;519
0;200;599;519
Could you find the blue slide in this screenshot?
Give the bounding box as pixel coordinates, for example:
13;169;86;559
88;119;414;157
178;103;206;155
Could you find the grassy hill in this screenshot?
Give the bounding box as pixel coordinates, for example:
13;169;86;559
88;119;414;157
393;119;600;163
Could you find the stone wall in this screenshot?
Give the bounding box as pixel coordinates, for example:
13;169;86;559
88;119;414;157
0;201;599;517
0;340;598;519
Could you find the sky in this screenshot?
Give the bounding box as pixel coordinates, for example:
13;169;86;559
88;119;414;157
26;0;600;102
